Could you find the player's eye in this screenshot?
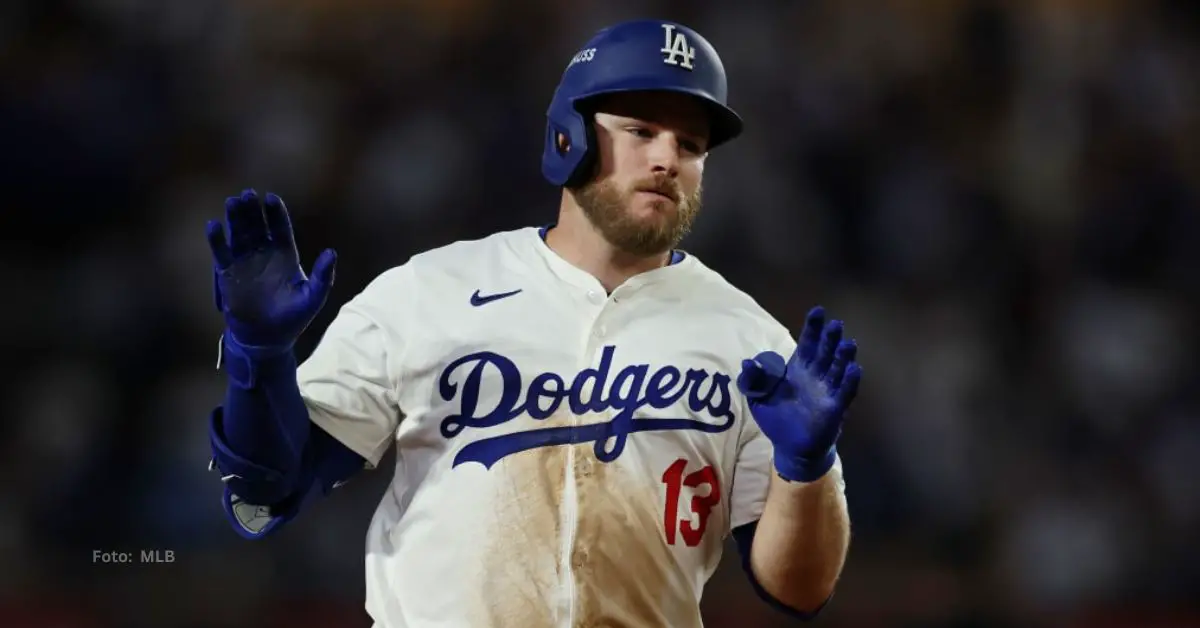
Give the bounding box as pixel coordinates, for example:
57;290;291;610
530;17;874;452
627;126;654;139
680;139;703;155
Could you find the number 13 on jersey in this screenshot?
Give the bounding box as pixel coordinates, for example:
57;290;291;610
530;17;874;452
661;458;722;547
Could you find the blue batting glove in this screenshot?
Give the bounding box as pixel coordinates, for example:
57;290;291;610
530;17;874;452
737;306;862;483
206;189;337;358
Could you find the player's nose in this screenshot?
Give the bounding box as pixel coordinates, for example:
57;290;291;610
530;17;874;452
646;133;681;178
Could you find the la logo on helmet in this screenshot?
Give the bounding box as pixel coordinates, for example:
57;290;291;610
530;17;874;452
660;24;696;70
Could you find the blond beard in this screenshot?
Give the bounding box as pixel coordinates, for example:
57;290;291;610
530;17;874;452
574;177;702;257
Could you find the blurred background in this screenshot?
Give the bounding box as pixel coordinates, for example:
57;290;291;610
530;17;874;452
2;0;1199;626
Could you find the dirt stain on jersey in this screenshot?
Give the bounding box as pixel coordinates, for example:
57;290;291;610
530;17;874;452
472;412;705;628
570;441;704;628
475;437;566;626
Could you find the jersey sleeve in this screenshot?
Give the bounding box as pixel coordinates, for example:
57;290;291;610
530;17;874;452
297;265;412;468
728;322;848;528
729;416;774;529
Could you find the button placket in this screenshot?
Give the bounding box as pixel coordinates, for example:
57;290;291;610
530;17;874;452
586;290;614;341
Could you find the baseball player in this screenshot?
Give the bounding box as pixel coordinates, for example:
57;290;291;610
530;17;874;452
205;19;861;628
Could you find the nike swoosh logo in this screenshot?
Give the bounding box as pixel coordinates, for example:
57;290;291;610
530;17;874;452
470;289;523;306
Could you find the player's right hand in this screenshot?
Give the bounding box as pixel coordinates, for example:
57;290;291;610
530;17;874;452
206;189;337;352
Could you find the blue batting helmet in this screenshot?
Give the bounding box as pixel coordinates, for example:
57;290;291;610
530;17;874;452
541;19;743;188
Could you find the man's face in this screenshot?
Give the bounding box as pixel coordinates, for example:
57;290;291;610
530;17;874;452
574;91;711;257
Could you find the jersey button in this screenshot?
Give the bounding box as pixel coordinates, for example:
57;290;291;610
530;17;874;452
586;290;603;305
571;548;590;569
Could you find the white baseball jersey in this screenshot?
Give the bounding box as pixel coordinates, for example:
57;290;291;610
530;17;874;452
294;226;845;628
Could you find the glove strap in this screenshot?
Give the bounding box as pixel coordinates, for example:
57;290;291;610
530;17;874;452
773;446;838;484
218;332;295;389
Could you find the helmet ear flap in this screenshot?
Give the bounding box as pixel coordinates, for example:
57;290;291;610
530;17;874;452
544;102;599;189
562;113;599;189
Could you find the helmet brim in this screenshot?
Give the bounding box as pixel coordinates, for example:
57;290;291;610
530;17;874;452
570;84;744;153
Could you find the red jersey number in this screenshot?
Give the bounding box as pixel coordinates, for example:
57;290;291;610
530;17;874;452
661;458;721;547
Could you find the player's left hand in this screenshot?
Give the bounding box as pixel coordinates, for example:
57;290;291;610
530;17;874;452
736;306;862;483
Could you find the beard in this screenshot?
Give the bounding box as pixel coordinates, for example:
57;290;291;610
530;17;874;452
574;175;703;257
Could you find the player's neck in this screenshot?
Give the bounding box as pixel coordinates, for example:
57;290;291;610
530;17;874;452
546;198;671;294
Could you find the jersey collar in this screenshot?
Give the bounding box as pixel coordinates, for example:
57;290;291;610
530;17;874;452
537;224;687;266
528;224;695;295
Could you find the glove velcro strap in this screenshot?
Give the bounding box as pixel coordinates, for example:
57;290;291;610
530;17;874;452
773;446;838;484
221;333;294;390
209;407;299;504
